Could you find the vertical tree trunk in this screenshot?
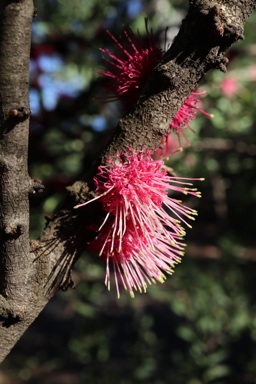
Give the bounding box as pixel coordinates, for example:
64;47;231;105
0;0;34;353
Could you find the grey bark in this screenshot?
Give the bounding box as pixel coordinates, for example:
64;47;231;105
0;0;255;363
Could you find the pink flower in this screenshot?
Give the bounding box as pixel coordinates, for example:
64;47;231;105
88;217;184;298
99;22;212;150
98;20;163;108
220;76;238;97
170;90;213;147
75;150;203;297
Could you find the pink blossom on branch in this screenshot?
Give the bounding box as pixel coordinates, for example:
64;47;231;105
170;89;213;147
98;21;212;149
75;150;203;297
98;19;163;108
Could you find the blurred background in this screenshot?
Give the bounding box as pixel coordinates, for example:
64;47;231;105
1;0;256;383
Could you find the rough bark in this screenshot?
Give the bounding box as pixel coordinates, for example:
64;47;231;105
0;0;36;359
0;0;255;363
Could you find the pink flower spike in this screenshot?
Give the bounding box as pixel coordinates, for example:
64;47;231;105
88;217;184;298
80;150;203;297
98;19;164;109
98;22;212;154
170;89;214;148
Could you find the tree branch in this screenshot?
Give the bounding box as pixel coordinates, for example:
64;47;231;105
0;0;255;363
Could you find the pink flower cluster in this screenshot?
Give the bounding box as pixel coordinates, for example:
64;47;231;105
76;21;211;296
99;21;212;153
76;151;203;297
99;20;163;109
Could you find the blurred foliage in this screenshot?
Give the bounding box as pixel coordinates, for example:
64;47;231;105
1;1;256;384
